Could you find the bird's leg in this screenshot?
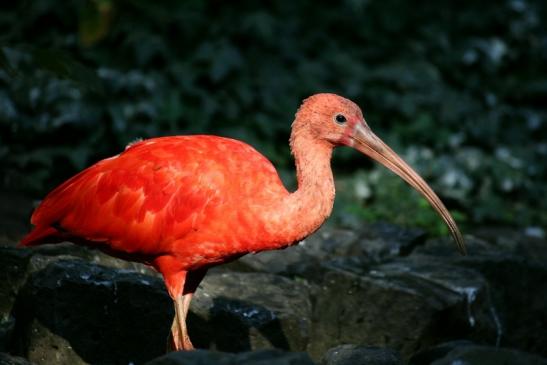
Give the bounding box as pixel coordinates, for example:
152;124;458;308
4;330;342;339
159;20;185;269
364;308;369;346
172;292;194;350
163;268;208;352
169;315;181;351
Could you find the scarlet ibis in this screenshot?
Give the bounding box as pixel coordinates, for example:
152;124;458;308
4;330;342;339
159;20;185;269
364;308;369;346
20;93;465;351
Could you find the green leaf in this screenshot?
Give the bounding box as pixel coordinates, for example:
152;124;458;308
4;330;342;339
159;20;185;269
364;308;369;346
30;48;104;94
0;47;17;78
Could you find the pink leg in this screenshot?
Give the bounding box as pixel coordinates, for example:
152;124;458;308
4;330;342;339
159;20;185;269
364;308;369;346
171;292;194;350
162;267;208;352
169;315;181;351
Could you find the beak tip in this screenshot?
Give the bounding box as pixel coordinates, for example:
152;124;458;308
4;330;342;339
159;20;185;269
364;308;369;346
454;234;467;256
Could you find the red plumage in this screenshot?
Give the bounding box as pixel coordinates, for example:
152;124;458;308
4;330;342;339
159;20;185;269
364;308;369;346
21;136;289;292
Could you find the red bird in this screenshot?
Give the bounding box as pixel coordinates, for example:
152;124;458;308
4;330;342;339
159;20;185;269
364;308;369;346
20;94;465;351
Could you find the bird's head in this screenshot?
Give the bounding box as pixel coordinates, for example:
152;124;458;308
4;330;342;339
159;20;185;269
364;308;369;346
294;93;466;255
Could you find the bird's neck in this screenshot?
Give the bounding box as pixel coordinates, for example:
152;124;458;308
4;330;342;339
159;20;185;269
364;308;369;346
262;128;335;248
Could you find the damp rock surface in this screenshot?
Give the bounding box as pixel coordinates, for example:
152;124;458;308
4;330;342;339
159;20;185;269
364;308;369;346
231;223;424;280
13;259;172;365
416;234;547;357
308;258;499;359
29;243;156;274
145;349;316;365
190;271;312;352
321;344;403;365
430;345;547;365
0;248;32;321
0;317;16;352
1;226;547;364
232;226;361;280
355;222;427;260
408;340;476;364
0;352;36;365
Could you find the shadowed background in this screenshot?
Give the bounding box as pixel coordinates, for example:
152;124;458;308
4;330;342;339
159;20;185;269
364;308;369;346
1;0;546;238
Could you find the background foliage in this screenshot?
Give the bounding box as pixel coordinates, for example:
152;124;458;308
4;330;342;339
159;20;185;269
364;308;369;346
1;0;546;235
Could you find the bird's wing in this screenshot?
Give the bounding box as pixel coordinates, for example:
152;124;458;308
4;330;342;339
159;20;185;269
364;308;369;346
21;136;249;256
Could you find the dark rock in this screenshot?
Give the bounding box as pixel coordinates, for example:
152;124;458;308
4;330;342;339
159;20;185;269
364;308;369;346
321;344;403;365
5;225;545;364
309;258;499;360
0;244;156;356
0;247;33;353
356;222;427;259
29;243;156;275
0;248;34;354
0;245;156;312
456;255;547;357
376;258;500;344
416;235;547;357
0;317;15;352
0;352;35;365
0;248;32;322
408;340;475;365
430;345;547;365
414;235;494;257
231;227;360;281
472;226;547;265
19;320;87;365
225;224;424;282
145;349;316;365
13;259;172;365
190;272;312;352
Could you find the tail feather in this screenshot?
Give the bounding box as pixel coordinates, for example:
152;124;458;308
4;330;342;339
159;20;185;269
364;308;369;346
19;226;63;247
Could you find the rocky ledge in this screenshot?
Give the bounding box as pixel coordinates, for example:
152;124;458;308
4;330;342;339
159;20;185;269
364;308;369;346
1;223;546;364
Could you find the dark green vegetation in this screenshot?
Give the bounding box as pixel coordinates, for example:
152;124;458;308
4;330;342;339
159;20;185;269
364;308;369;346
1;0;546;234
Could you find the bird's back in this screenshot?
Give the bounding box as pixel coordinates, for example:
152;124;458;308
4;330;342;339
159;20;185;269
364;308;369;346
21;135;289;266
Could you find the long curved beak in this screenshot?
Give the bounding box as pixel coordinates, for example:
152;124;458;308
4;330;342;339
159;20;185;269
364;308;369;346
349;121;466;255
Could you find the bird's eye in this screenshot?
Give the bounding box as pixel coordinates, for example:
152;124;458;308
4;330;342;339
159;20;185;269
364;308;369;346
335;114;347;124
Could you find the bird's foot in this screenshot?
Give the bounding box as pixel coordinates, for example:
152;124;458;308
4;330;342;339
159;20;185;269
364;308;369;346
167;335;194;351
167;334;194;352
167;311;194;351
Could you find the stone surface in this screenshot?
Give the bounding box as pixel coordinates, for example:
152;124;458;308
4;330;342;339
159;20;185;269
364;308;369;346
415;234;511;257
13;259;172;365
0;317;15;352
472;226;547;264
145;349;316;365
430;345;547;365
230;223;423;281
0;248;33;322
321;344;403;365
0;248;34;352
0;352;35;365
0;244;157;357
2;223;547;364
189;272;312;352
309;258;499;360
408;340;475;365
29;243;156;275
231;227;360;280
416;235;547;357
355;222;427;260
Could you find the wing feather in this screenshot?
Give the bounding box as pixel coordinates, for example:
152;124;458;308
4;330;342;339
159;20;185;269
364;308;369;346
21;135;288;263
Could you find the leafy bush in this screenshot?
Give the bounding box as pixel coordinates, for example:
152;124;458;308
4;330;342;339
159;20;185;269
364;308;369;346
1;0;546;233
